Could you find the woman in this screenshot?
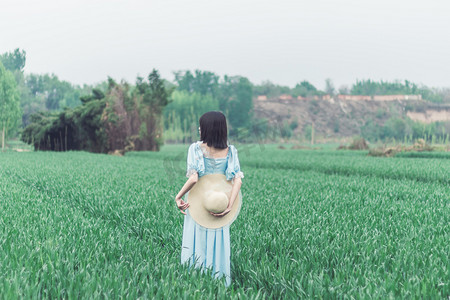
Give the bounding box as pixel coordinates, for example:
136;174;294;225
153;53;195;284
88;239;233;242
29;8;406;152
174;111;244;287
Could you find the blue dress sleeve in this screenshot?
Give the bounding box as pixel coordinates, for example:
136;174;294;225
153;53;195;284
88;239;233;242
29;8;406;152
226;145;244;181
186;142;205;178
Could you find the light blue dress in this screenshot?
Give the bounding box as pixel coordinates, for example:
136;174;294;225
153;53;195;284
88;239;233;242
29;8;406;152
181;141;244;287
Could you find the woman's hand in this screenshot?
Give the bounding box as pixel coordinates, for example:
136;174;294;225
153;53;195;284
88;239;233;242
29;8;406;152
175;196;190;215
210;206;231;217
173;172;198;215
210;177;241;217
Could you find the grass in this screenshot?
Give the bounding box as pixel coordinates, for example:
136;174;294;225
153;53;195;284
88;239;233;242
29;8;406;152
0;144;449;298
2;139;33;152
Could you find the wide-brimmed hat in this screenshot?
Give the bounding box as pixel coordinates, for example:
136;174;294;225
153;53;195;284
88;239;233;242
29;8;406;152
186;174;242;229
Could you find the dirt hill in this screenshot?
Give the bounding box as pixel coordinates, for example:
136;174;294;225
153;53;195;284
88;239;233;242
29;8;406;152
253;97;450;138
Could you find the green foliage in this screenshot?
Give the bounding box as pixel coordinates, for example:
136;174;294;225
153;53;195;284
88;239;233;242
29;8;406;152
134;70;172;150
0;48;26;72
352;79;417;95
253;80;291;99
22;71;170;152
163;91;219;143
169;70;254;141
395;151;450;159
25;73;85;110
304;124;313;140
292;80;324;97
384;117;406;140
0;62;22;147
251;118;270;141
21;94;106;152
351;79;443;103
76;96;108;152
375;108;387;119
333;119;340;133
174;70;220;98
224;76;253;135
360;119;380;142
232;118;277;143
280;120;293;138
0;147;448;297
138;70;170;110
18;72;91;127
360;116;450;143
1;49;90;128
289;119;298;131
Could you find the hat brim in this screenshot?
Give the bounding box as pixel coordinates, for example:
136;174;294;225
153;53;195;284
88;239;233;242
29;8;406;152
186;174;242;229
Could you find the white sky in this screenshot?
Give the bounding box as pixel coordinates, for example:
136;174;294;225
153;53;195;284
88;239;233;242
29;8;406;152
1;0;449;90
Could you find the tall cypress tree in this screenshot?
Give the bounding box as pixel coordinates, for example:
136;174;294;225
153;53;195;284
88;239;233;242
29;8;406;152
0;62;21;151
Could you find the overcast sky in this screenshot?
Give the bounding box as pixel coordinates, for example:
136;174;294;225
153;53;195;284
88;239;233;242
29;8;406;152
1;0;449;90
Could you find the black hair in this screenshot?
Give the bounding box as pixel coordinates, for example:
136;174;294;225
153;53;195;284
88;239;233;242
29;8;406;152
199;111;228;149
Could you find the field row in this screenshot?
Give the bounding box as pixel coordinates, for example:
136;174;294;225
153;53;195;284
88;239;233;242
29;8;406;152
128;145;450;185
0;149;449;298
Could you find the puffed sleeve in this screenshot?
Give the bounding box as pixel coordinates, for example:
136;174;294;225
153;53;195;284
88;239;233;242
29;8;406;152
186;142;205;178
226;145;244;181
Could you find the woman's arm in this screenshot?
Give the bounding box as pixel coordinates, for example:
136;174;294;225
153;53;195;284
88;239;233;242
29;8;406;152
210;177;242;217
174;172;198;214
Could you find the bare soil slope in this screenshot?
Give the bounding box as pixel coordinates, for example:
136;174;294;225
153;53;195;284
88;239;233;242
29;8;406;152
253;98;450;138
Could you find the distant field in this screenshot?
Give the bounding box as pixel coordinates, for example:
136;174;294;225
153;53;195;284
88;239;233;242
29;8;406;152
3;139;33;152
0;145;449;298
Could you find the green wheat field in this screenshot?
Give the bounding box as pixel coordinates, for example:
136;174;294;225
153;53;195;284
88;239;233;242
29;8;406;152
1;145;449;298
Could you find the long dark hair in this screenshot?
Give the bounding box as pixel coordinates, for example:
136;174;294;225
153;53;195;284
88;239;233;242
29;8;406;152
199;111;228;149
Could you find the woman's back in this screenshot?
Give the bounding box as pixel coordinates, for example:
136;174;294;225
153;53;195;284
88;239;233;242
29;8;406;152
186;141;243;181
200;143;229;176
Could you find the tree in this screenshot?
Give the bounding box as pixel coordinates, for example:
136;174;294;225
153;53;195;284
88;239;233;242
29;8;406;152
25;73;83;110
173;70;220;98
0;47;90;128
220;76;253;135
163;90;219;143
350;79;443;102
252;80;290;98
325;78;335;95
171;70;255;140
0;62;21;151
0;48;26;72
292;80;323;97
135;69;171;150
22;71;170;153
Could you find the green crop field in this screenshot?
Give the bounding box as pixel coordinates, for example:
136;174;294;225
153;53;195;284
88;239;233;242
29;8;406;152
0;145;449;298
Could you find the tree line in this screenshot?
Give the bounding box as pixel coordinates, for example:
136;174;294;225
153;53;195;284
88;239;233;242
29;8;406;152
0;49;94;127
21;71;169;153
165;70;253;143
254;78;449;103
361;116;449;144
1;47;449;152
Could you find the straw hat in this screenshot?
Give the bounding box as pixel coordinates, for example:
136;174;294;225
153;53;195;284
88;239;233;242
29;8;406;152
186;174;242;229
